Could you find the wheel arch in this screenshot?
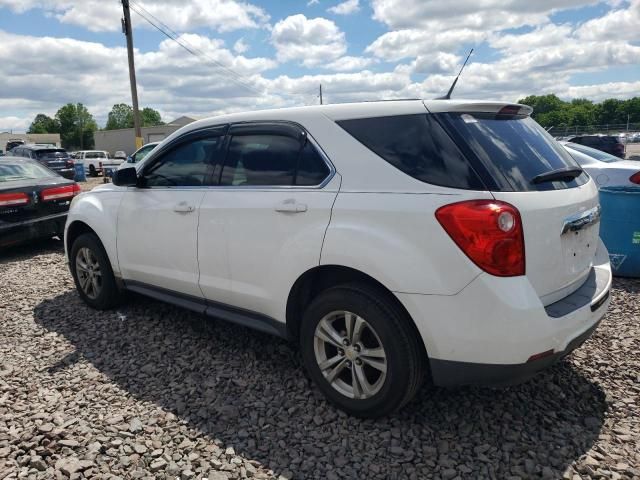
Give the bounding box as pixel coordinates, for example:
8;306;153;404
285;264;428;358
65;220;96;258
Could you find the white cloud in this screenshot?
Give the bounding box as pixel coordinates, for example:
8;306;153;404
233;38;249;54
366;28;486;61
327;0;360;15
370;0;598;31
307;0;320;5
0;0;270;33
411;53;461;75
576;0;640;41
325;56;374;71
271;14;346;67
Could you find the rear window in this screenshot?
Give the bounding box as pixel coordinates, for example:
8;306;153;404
36;149;69;159
337;114;485;190
439;113;588;191
0;161;53;182
85;152;106;159
564;142;620;163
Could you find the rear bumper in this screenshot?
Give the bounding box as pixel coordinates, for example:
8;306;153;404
52;168;75;179
397;238;612;387
0;213;67;248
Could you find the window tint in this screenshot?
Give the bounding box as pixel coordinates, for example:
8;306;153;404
83;151;105;159
337;114;485;190
144;136;222;187
36;149;69;159
0;161;53;181
296;141;330;186
439;113;588;191
221;134;300;186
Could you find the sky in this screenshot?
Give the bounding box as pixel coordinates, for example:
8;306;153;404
0;0;639;132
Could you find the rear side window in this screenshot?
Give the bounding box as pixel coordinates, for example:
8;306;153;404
296;141;330;186
439;113;588;191
337;114;485;190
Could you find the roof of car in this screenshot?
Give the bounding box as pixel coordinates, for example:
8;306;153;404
0;156;35;162
173;99;532;139
21;144;66;150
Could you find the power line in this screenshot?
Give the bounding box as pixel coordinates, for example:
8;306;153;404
128;0;319;102
128;1;264;97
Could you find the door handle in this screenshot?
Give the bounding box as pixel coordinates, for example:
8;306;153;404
173;201;195;213
275;199;307;213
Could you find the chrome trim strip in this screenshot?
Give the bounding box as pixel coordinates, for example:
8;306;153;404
561;205;601;235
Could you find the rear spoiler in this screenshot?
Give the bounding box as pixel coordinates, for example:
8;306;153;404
424;101;533;116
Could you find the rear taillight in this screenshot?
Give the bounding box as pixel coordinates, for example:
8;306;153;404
435;200;525;277
630;172;640;184
41;183;81;201
99;161;103;168
0;192;29;207
66;160;74;168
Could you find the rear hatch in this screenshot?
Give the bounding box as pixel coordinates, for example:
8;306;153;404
431;103;600;305
35;149;71;172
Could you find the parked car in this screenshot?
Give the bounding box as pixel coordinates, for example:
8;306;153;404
75;150;122;176
118;142;159;170
5;139;25;153
114;151;127;161
561;142;640;187
65;100;611;417
568;135;626;158
1;157;80;248
10;145;75;179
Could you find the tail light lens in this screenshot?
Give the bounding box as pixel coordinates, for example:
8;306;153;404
0;192;29;207
435;200;525;277
41;183;81;201
630;172;640;184
99;161;103;168
66;160;74;168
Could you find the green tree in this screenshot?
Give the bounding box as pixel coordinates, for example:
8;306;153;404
27;114;60;134
105;103;133;130
55;103;97;150
105;104;163;129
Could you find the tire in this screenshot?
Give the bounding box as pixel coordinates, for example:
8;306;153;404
300;282;424;418
70;233;123;310
89;164;97;177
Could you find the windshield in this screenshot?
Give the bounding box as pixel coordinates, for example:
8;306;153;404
439;113;588;191
0;161;55;182
36;149;69;159
564;142;620;163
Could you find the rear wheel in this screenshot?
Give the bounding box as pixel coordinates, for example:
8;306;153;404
300;283;424;417
70;233;123;309
89;164;97;177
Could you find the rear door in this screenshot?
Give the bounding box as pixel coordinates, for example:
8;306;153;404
436;109;600;305
197;122;339;320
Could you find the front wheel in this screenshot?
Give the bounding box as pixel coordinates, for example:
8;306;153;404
300;283;425;418
70;233;123;309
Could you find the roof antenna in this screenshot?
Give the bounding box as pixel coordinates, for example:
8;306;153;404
436;48;474;100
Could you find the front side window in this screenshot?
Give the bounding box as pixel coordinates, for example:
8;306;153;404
221;134;300;186
143;135;223;187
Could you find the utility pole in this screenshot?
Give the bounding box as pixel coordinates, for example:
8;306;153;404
122;0;143;150
319;84;323;105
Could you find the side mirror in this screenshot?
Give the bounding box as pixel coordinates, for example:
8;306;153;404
112;167;138;187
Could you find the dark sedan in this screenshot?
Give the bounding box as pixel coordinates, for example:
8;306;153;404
568;135;626;159
0;157;81;249
10;145;76;179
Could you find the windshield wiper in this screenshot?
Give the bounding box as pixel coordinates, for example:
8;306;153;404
531;167;583;185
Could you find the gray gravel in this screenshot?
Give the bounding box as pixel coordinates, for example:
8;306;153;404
1;239;639;479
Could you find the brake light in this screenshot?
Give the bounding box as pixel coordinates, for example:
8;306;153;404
41;183;81;201
66;160;74;168
630;172;640;184
435;200;525;277
0;192;29;207
498;105;521;115
99;161;103;168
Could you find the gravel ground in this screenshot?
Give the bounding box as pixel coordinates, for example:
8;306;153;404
0;241;638;480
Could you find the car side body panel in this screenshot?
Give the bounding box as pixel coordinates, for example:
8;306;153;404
64;184;123;275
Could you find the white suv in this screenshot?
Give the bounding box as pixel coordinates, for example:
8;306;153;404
65;100;611;417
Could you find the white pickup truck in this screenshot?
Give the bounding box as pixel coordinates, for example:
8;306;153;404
74;150;123;176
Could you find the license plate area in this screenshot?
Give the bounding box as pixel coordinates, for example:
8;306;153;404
561;224;598;275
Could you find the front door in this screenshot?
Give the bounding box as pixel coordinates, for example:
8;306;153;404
117;129;225;297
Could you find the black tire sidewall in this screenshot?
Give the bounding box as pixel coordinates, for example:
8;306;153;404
300;285;418;417
69;233;120;309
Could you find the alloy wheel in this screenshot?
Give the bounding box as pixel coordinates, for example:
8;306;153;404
75;247;102;300
313;310;387;399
